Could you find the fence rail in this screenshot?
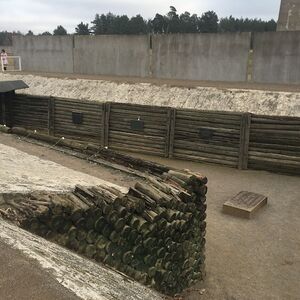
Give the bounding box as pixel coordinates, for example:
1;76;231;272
3;94;300;176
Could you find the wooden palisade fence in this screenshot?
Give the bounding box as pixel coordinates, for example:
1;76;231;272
4;94;300;175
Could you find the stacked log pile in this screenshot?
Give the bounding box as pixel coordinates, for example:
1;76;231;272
0;170;207;295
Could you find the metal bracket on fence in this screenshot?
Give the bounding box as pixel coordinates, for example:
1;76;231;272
130;119;144;131
72;112;83;125
199;128;214;140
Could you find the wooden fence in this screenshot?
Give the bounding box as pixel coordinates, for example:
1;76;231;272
3;94;300;176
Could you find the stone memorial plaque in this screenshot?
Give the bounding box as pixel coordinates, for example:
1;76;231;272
223;191;268;219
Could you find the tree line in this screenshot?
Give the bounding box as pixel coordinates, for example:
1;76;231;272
0;6;277;45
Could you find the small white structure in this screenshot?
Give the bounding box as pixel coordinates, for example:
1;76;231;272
1;56;22;72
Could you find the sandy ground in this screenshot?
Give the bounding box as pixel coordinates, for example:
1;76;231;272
0;142;129;194
1;72;300;117
0;134;299;300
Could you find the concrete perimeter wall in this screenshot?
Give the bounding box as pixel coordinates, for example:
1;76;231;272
11;33;300;84
152;33;251;82
0;46;13;54
12;36;74;73
73;35;149;77
252;32;300;84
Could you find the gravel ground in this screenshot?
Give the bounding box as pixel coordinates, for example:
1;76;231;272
1;73;300;117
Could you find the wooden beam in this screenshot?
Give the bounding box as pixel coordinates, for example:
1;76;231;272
48;97;55;136
104;102;111;148
238;113;251;170
168;108;176;158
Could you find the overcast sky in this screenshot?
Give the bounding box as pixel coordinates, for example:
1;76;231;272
1;0;281;34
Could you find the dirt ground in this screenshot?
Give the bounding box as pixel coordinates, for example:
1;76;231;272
0;134;299;300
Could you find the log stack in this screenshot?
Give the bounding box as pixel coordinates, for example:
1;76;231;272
0;170;207;296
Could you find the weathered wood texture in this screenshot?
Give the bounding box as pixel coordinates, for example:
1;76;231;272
0;168;208;296
0;92;15;126
0;96;4;125
10;94;49;130
238;113;251;169
248;115;300;175
107;103;171;157
4;94;300;175
172;108;243;167
54;98;104;144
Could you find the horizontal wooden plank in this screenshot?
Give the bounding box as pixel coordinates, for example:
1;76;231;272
110;110;167;120
109;120;167;129
109;131;165;142
250;129;300;137
12;101;47;105
249;142;300;152
55;115;102;124
175;123;240;134
175;132;241;142
173;152;237;167
251;114;300;122
109;127;166;137
174;148;237;162
250;136;300;146
110;102;170;113
250;123;300;130
176;109;242;122
248;155;300;167
55;97;103;106
249;146;300;157
55;104;103;112
174;140;239;157
175;118;241;129
249;151;300;163
109;138;164;150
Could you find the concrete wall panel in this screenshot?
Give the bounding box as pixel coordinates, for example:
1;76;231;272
152;33;251;82
12;36;74;73
252;32;300;84
74;35;149;77
0;46;13;54
277;0;300;31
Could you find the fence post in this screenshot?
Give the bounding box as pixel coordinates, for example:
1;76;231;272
167;108;176;158
101;103;106;147
238;113;251;169
104;102;111;148
48;96;55;136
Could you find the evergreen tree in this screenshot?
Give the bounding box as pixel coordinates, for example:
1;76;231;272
41;31;52;36
199;11;219;33
128;15;148;34
166;6;181;33
53;25;68;36
26;30;34;36
75;22;90;35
